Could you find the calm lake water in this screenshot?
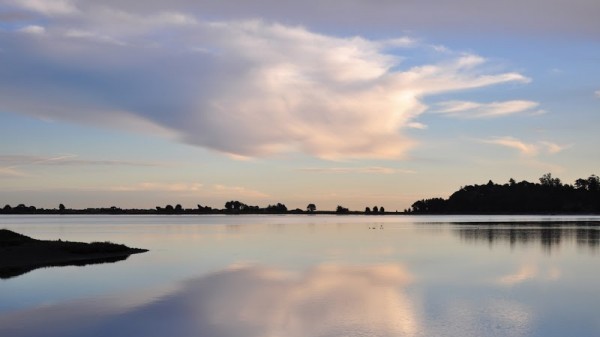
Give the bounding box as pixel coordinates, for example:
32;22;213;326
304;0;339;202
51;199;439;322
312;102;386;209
1;215;600;337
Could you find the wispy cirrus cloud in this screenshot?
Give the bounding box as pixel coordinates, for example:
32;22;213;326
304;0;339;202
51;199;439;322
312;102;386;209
0;167;28;178
110;182;204;192
435;100;540;118
407;122;428;130
212;184;270;198
0;154;161;167
9;0;79;16
108;182;269;198
0;2;533;160
17;25;46;34
299;166;415;174
481;137;568;156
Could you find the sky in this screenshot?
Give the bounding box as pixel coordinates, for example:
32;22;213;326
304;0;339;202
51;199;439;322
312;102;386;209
0;0;599;211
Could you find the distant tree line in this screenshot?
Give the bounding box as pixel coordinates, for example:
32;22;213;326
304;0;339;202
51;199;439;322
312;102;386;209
409;173;600;214
0;201;391;215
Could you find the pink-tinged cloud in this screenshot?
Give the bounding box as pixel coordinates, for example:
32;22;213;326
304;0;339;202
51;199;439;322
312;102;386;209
481;137;568;156
0;154;161;167
0;167;28;178
435;100;539;118
1;4;532;160
107;182;269;198
300;166;415;174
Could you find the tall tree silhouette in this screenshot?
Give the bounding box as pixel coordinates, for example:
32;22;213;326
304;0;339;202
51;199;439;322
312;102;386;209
410;174;600;214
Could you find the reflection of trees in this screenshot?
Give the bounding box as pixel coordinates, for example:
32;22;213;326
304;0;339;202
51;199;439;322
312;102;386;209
455;223;600;253
577;227;600;250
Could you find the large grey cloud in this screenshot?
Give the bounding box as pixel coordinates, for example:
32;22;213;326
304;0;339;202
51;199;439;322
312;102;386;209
6;0;597;37
1;1;537;159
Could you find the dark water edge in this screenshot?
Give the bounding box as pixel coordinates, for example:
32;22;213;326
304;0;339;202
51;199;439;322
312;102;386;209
0;229;148;279
0;255;132;279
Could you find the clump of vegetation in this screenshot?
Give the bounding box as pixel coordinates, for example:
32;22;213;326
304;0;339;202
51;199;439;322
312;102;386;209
409;173;600;214
336;205;349;213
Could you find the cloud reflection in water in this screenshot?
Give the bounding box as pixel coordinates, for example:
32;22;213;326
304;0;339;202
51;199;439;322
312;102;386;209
1;264;419;337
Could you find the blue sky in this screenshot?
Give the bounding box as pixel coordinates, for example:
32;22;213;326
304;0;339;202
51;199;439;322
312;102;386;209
1;0;599;210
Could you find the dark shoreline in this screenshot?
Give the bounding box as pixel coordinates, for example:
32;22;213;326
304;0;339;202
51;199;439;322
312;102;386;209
1;211;600;216
0;229;148;279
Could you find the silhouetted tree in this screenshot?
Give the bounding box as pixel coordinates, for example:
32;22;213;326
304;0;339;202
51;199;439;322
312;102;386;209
365;207;371;213
540;173;561;187
410;173;600;214
373;206;379;213
307;203;317;213
266;203;288;213
336;205;349;213
224;200;256;213
225;201;239;211
587;175;600;191
197;204;212;213
175;204;183;212
380;206;385;213
59;204;66;211
575;178;588;190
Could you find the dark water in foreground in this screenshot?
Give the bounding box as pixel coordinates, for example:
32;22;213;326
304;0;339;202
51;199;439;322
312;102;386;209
1;215;599;337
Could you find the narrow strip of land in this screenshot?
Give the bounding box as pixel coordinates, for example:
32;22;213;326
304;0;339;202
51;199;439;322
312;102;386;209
0;229;147;279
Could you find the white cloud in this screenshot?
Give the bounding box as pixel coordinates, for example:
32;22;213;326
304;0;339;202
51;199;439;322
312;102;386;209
106;182;268;198
110;182;204;192
435;100;539;118
212;184;270;199
87;8;198;36
481;137;568;156
0;154;160;167
539;141;567;154
0;6;533;160
64;29;126;45
485;137;539;156
18;25;45;34
0;167;28;178
407;122;428;129
300;166;415;174
12;0;78;16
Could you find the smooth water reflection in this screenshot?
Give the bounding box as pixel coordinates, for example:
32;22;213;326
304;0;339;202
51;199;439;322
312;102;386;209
455;223;600;253
1;215;600;337
2;264;419;337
